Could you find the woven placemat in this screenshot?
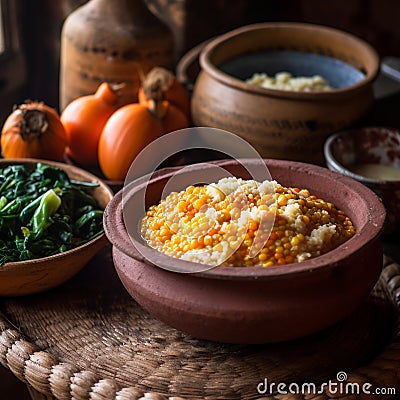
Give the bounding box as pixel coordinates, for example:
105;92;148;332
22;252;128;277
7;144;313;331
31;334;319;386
0;245;399;400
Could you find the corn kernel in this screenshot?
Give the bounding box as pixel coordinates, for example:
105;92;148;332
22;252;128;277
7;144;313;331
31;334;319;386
204;235;212;246
277;194;288;206
177;201;187;213
258;253;268;262
264;261;274;267
141;177;355;269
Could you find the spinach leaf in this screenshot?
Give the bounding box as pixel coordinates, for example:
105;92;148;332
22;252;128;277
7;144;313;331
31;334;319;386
0;163;104;265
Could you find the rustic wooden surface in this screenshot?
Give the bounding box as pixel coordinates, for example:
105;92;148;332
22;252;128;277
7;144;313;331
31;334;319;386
0;245;399;399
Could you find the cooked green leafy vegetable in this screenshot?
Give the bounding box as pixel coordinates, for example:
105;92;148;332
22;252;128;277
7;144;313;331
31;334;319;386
0;163;104;265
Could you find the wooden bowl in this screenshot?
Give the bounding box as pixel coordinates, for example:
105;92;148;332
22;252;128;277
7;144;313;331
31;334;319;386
0;159;114;296
104;159;386;344
324;126;400;232
185;22;379;165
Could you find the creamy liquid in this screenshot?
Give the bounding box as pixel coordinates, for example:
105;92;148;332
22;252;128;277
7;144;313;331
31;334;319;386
348;163;400;180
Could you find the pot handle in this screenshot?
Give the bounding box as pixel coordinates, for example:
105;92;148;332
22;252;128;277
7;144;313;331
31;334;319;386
176;38;213;94
374;57;400;99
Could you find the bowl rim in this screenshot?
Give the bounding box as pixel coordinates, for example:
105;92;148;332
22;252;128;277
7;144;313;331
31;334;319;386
199;22;380;99
104;159;386;281
324;126;400;186
0;158;114;270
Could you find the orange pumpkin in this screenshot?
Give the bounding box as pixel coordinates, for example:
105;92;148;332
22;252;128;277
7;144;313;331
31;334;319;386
1;101;67;161
99;69;189;181
61;82;119;166
98;104;163;181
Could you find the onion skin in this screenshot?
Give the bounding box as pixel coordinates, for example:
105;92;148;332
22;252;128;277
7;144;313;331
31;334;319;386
1;102;67;161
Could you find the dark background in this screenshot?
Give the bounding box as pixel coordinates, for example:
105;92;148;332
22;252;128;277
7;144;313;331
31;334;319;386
6;0;400;114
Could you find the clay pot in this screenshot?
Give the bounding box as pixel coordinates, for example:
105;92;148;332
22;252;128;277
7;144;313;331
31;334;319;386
104;159;386;344
0;159;113;296
59;0;174;110
186;23;379;165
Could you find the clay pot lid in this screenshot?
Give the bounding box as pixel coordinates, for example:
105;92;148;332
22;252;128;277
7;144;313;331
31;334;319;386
104;159;386;281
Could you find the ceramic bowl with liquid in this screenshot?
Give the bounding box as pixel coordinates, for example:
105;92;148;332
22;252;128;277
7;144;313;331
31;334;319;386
324;126;400;232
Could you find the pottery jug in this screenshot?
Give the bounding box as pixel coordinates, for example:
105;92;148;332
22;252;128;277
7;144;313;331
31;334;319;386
59;0;174;110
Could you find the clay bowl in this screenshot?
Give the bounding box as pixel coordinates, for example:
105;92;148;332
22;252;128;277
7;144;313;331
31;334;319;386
184;22;379;165
324;126;400;232
0;159;114;296
104;158;386;344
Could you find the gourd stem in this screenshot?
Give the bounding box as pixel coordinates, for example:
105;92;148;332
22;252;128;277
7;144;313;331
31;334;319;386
20;109;48;140
148;99;168;119
143;67;174;101
95;82;120;105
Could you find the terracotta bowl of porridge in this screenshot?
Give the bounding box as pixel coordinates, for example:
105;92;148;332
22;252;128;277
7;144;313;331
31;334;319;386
103;159;386;344
324;126;400;232
184;22;379;165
